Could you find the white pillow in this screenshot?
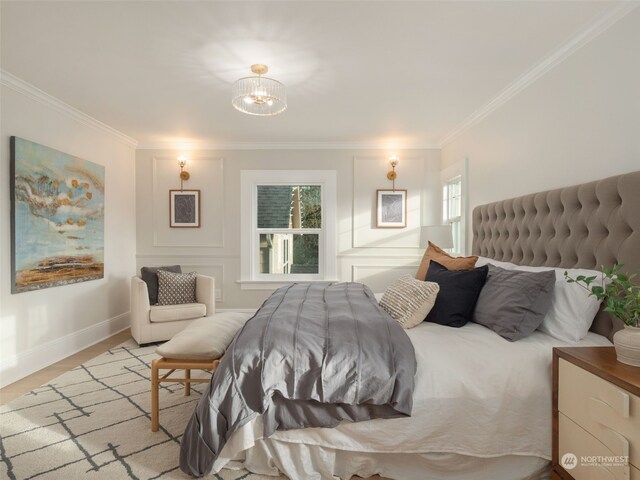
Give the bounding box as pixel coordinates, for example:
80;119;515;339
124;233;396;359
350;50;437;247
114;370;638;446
511;265;605;343
475;256;518;270
379;275;440;329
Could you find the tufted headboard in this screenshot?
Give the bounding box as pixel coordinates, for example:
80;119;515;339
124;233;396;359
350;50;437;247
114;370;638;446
472;170;640;341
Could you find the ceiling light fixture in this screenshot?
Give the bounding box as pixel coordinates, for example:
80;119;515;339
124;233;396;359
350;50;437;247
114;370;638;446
232;64;287;116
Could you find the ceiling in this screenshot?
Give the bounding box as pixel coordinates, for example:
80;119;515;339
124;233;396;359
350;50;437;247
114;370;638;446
0;1;621;149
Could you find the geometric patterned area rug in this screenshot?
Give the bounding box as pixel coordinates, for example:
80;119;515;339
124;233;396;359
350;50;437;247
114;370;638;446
0;339;282;480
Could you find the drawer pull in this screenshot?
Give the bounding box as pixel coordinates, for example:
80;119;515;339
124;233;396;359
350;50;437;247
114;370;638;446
588;387;630;418
588;398;630;456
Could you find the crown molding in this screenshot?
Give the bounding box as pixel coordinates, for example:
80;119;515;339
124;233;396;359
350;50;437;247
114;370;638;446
136;141;441;151
0;69;138;148
438;2;639;148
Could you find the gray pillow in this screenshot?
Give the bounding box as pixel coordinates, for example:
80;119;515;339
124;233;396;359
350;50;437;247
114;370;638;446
157;270;197;306
140;265;182;305
473;264;555;341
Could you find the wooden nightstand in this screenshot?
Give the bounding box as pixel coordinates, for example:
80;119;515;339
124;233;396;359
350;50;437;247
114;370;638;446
553;347;640;480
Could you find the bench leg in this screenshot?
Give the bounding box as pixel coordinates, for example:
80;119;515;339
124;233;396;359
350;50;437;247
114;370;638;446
151;359;160;432
184;369;191;396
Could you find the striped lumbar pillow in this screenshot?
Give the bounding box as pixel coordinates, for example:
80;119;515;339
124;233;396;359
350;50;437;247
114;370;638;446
379;275;440;329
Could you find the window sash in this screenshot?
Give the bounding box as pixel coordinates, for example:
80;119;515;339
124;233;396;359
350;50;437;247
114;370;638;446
444;176;462;221
257;184;323;229
443;175;463;254
257;231;322;276
255;236;324;279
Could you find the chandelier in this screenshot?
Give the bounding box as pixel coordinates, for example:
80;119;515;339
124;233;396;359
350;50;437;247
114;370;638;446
232;64;287;116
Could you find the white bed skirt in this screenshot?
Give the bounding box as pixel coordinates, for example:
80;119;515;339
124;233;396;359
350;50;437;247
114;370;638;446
227;440;550;480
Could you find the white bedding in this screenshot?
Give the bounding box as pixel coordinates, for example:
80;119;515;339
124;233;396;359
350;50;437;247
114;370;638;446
213;320;611;478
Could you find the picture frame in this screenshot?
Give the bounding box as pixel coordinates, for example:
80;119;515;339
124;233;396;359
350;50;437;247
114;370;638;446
169;190;200;228
10;136;105;293
376;189;407;228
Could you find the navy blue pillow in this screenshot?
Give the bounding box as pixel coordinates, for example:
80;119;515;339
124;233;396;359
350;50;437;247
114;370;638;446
425;261;489;328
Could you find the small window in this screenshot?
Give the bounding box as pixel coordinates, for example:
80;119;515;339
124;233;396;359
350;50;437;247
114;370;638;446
443;175;462;255
257;185;322;275
241;171;337;286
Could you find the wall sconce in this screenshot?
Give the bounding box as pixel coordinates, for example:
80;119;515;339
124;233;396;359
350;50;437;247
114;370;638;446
387;155;399;190
177;155;190;190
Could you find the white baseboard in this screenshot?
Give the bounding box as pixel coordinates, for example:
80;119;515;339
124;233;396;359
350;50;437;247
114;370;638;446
0;312;130;388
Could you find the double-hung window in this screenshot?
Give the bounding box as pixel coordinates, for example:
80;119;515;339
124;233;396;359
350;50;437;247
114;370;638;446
443;175;462;255
241;170;337;287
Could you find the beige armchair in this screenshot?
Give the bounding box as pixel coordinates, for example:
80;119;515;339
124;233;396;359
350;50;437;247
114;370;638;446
130;274;215;345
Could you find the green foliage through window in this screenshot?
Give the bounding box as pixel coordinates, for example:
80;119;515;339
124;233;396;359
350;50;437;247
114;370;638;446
299;185;321;228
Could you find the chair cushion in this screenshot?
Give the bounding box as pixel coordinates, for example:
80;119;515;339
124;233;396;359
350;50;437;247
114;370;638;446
155;312;254;360
149;303;206;323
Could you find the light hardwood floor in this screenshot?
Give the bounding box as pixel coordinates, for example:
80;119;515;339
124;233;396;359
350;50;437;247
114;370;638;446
0;328;132;405
0;329;386;479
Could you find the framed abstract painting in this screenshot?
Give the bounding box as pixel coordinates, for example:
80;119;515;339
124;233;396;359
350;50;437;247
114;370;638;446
10;137;105;293
169;190;200;228
376;189;407;228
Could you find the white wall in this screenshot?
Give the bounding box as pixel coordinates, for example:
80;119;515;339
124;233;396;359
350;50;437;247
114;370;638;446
0;79;137;387
442;9;640;252
136;149;441;308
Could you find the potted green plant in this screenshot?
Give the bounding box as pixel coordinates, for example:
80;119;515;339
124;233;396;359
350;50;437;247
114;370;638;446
565;264;640;367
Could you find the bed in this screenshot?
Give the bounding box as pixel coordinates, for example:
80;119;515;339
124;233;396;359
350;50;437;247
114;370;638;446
182;170;640;480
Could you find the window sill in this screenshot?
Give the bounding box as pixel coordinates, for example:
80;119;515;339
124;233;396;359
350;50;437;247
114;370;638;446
236;279;341;291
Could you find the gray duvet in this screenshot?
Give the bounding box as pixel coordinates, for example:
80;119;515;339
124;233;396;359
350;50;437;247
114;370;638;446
180;282;416;477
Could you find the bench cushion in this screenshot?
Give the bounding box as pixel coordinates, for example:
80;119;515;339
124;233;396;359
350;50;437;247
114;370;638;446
155;312;254;360
149;303;206;323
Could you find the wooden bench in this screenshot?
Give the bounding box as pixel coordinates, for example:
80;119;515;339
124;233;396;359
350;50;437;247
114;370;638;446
149;311;253;432
150;357;220;432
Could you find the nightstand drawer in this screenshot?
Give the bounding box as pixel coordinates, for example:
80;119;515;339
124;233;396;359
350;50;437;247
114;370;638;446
559;359;640;468
559;413;631;480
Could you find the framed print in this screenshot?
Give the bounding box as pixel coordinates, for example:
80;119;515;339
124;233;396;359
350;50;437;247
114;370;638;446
376;189;407;228
10;136;105;293
170;190;200;228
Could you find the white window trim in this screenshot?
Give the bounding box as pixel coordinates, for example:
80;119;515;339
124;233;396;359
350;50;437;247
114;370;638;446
440;158;469;255
239;170;338;290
